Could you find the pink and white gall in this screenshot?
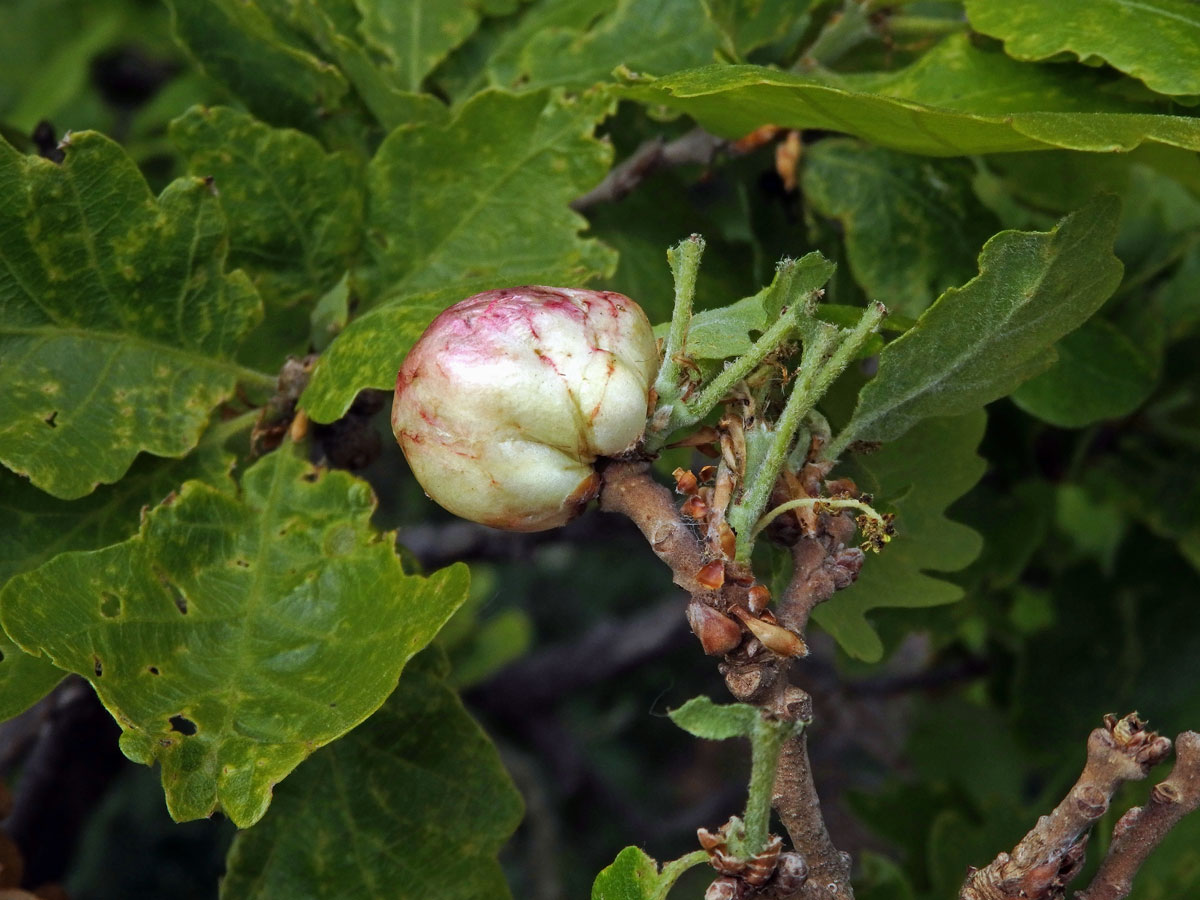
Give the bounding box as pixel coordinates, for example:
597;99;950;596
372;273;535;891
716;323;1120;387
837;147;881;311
392;287;659;531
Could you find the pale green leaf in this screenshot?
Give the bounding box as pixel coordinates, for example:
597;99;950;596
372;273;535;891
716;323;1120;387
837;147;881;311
620;36;1200;157
514;0;723;92
802;140;1000;317
302;90;617;421
1011;318;1158;427
668;695;759;740
965;0;1200;97
813;411;987;661
220;650;521;900
0;447;470;827
170;106;364;311
0;132;264;499
592;846;661;900
680;252;835;359
836;195;1122;449
357;0;482;93
166;0;350;135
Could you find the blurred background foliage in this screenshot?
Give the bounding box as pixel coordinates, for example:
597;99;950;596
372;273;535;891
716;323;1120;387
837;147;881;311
0;0;1198;897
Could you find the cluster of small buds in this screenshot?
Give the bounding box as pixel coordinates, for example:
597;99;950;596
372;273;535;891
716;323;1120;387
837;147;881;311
674;464;806;659
699;819;808;900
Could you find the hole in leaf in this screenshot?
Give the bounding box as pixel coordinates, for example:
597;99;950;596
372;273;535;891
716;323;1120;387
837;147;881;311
234;559;249;568
0;649;6;663
44;411;58;428
147;666;160;676
93;656;102;677
100;592;120;618
301;471;318;483
156;571;188;614
169;715;197;736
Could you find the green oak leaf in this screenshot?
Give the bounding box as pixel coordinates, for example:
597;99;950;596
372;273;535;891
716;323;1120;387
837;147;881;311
220;649;521;900
619;35;1200;157
0;414;243;719
169;106;364;312
965;0;1200;98
0;132;264;499
0;447;470;827
835;195;1122;450
166;0;350;136
592;846;661;900
0;634;63;722
302;89;617;422
813;410;987;662
357;0;483;93
802;140;1000;318
514;0;723;92
702;0;813;61
1011;318;1158;427
668;695;759;740
434;0;615;101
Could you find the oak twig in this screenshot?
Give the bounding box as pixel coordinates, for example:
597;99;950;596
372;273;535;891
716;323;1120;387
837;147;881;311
1077;730;1200;900
571;128;727;211
959;713;1173;900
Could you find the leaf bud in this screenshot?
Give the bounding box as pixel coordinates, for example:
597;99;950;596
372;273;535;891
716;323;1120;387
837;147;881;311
392;287;658;531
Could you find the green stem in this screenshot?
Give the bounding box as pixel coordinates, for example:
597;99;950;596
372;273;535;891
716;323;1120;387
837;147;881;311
751;496;888;541
730;327;839;561
734;717;798;858
654;849;711;899
235;364;278;395
731;303;885;559
652;235;705;411
203;408;260;446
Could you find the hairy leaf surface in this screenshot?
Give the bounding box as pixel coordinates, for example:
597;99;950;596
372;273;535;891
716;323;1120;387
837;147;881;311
220;650;521;900
0;447;469;827
621;36;1200;157
668;695;758;739
813;411;987;661
965;0;1200;98
836;196;1122;449
0;132;263;499
592;846;661;900
302;90;616;421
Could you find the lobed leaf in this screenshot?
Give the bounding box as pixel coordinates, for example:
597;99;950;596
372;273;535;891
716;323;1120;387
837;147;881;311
513;0;723;92
813;411;987;661
965;0;1200;98
0;132;263;499
220;650;521;900
835;195;1122;449
302;89;617;421
0;417;240;719
802;140;1000;318
357;0;483;93
169;106;364;311
620;36;1200;158
166;0;350;136
0;447;470;827
1010;318;1158;427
